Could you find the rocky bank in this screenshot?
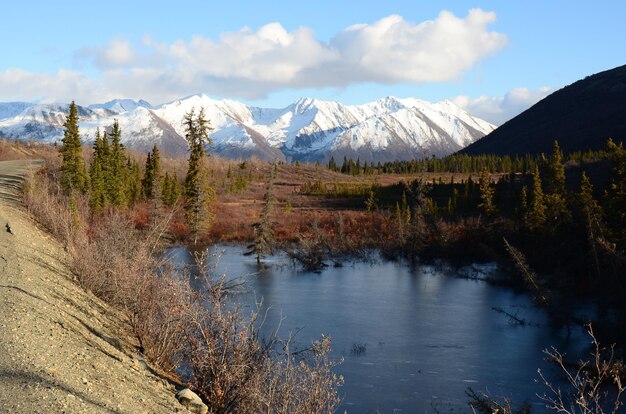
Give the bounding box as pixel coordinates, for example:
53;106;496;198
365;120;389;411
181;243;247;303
0;160;192;413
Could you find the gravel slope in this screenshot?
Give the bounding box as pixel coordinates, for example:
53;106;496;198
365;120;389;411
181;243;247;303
0;160;184;413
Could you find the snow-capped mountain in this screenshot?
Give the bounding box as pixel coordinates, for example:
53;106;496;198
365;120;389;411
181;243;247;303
0;95;495;162
0;103;99;141
88;99;154;115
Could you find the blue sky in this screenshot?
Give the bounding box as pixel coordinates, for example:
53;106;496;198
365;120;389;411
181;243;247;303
1;1;625;124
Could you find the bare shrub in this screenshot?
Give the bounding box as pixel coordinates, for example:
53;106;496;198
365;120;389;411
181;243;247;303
261;335;344;414
23;158;85;249
468;324;625;414
185;252;266;413
538;324;625;414
24;166;343;412
288;218;329;271
131;266;190;372
467;387;530;414
185;252;343;414
24;169;188;371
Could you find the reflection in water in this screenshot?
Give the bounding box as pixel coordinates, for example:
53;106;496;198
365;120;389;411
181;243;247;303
166;245;589;413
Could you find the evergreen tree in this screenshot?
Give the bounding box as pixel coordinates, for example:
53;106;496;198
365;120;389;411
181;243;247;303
170;174;181;205
607;139;626;196
451;188;458;212
161;172;181;207
605;138;626;243
247;177;275;263
328;156;337;172
519;185;529;225
161;170;170;202
579;172;603;226
548;140;566;195
527;166;547;229
341;156;348;174
101;130;111;160
142;145;162;199
161;172;171;205
578;172;604;278
182;107;215;244
125;158;142;205
401;191;411;224
365;189;378;212
545;140;569;225
60;101;88;195
396;202;405;244
88;128;109;211
478;169;495;216
107;120;127;206
143;152;152;196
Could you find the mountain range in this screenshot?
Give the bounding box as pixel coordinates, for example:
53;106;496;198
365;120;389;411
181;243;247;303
462;64;626;156
0;95;495;162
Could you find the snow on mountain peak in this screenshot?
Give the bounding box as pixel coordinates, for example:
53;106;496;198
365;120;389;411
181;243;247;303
0;94;495;162
89;99;153;114
0;102;34;119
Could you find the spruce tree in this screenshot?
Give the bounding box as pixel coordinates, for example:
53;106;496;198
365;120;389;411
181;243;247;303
519;185;529;225
545;140;569;224
478;169;496;216
150;145;161;199
247;176;275;263
142;145;162;199
365;189;378;212
401;191;411;224
88;128;108;211
107;120;126;206
605;138;626;243
143;152;152;197
161;171;171;205
182;107;215;244
170;173;180;205
548;140;566;195
125;158;142;205
528;166;547;229
328;156;337;172
578;172;604;277
579;172;603;225
161;172;180;207
60;101;88;195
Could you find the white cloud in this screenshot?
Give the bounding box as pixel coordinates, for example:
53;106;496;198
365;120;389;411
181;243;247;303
76;38;136;69
453;86;554;125
327;9;506;85
1;9;507;104
0;68;110;104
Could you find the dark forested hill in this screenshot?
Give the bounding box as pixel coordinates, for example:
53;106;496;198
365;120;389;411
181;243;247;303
461;64;626;156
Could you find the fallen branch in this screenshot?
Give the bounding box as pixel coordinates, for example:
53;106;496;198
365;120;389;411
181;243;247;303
491;307;538;327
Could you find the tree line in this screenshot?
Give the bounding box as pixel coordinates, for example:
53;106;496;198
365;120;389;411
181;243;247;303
60;101;214;244
327;148;612;176
367;139;626;324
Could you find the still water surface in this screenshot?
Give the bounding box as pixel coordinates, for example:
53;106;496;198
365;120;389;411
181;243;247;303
168;245;588;413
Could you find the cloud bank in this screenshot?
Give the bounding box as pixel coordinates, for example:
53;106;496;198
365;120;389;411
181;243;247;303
453;86;554;125
0;9;507;104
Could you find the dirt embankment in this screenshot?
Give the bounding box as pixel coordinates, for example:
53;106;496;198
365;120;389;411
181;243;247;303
0;160;184;413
